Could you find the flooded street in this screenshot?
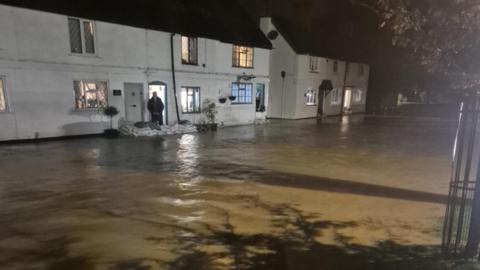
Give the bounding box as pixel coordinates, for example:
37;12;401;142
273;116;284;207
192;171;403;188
0;116;458;270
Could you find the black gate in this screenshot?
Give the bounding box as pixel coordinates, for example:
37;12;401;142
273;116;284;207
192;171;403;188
443;95;480;258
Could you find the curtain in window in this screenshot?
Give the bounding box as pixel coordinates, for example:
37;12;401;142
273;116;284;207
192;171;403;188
83;21;95;54
233;46;253;68
73;81;108;109
181;87;200;113
181;37;198;64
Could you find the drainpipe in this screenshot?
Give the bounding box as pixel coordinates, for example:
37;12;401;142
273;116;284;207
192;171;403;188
340;62;349;115
170;33;181;123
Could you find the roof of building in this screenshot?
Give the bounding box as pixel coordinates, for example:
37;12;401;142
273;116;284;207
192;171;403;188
0;0;272;49
271;17;352;61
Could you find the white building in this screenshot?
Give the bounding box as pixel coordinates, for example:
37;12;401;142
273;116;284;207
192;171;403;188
260;17;370;119
0;2;272;141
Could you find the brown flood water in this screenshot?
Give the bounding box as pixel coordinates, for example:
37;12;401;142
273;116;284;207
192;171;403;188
0;116;459;269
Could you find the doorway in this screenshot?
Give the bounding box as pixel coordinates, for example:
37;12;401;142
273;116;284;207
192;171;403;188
148;81;168;125
343;87;353;114
124;83;144;122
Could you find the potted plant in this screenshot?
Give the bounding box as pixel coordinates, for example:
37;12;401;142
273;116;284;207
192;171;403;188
202;99;218;131
103;106;120;138
195;119;209;133
228;96;237;101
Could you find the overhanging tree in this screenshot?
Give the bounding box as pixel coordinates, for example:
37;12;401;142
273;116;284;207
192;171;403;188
353;0;480;257
352;0;480;91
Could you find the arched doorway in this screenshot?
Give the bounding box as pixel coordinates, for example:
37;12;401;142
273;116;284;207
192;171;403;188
148;81;168;125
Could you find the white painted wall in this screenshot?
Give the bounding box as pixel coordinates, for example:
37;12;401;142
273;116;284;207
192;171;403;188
346;63;370;114
323;60;348;116
0;5;270;141
260;17;298;119
259;17;370;120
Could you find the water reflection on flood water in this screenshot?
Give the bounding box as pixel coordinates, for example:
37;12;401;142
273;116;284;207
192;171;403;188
0;116;460;269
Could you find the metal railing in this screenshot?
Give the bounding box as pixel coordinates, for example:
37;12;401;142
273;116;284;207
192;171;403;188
443;95;480;258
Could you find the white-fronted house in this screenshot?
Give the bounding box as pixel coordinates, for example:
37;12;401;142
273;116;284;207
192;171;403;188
259;17;370;119
0;1;272;141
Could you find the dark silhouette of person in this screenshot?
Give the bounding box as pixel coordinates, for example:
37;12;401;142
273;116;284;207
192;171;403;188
147;92;164;125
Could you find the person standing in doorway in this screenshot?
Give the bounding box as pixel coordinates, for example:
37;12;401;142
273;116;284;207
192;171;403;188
148;92;165;125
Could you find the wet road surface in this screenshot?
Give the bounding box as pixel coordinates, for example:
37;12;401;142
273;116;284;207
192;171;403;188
0;116;459;269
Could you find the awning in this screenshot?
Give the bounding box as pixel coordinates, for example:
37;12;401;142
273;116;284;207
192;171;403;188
320;80;334;92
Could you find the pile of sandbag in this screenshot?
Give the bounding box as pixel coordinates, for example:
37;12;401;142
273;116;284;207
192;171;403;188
120;122;197;137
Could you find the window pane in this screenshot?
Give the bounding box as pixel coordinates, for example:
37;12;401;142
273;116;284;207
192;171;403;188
84;21;95;54
189;38;198;64
181;88;188;113
182;37;198;64
181;37;189;63
181;87;200;113
187;94;194;112
0;79;6;111
194;89;200;112
96;82;108;108
73;80;108;109
68;18;82;53
231;83;253;104
233;46;253;68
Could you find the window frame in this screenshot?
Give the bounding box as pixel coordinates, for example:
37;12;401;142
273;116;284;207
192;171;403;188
305;88;317;106
309;56;319;73
231;82;254;105
0;76;9;113
232;45;254;69
72;79;109;111
68;17;97;56
181;36;199;65
180;86;201;114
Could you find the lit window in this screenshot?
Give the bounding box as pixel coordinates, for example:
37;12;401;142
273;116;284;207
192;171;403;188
181;87;200;113
73;80;108;109
231;83;253;104
232;46;254;68
309;56;319;72
354;89;363;103
0;78;7;112
305;89;317;106
331;89;341;105
181;36;198;65
333;61;339;73
68;18;96;54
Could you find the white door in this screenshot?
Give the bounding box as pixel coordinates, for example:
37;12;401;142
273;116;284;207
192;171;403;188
124;83;144;122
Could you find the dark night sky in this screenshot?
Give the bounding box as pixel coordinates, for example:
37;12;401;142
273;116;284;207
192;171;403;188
238;0;423;105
